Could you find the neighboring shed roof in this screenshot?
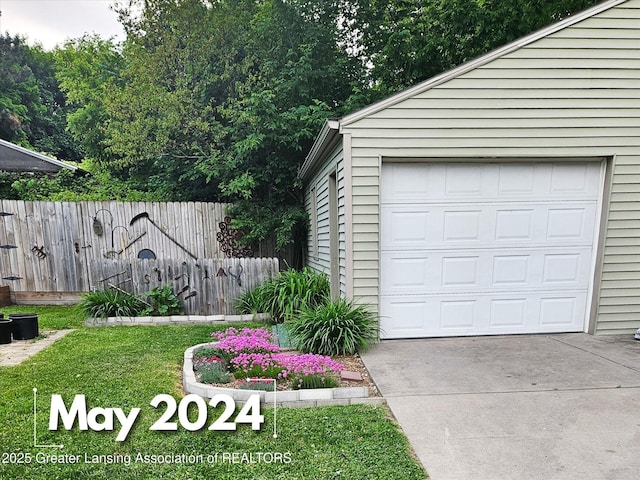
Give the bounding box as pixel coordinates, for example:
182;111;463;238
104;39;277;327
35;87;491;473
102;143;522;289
0;138;77;173
300;0;628;179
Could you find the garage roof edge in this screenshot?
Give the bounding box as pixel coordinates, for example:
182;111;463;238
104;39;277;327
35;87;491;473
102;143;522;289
299;119;341;181
0;138;78;172
340;0;629;127
301;0;627;184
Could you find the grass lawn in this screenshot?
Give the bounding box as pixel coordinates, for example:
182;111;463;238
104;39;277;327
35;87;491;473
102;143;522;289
1;305;87;330
0;311;427;479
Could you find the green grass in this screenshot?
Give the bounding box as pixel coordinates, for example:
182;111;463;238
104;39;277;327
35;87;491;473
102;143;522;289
0;314;427;479
1;305;86;329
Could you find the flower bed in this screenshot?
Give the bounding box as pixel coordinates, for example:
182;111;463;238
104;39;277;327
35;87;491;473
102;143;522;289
200;327;344;390
183;327;383;407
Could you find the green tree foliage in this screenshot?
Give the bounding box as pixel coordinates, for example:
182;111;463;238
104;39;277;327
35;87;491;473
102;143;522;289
102;0;365;247
104;0;243;200
354;0;602;94
54;35;125;164
0;34;81;160
218;0;365;247
10;0;602;250
9;167;163;202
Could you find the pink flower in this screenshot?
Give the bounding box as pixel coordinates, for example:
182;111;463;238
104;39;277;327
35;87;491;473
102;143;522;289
211;327;280;355
207;327;343;386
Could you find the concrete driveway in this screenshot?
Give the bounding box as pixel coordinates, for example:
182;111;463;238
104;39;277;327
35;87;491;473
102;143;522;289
360;334;640;480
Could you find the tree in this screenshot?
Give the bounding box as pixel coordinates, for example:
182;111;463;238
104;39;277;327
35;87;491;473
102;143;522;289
104;0;248;200
217;0;365;248
54;35;124;164
47;0;604;252
105;0;366;248
353;0;603;94
0;34;80;160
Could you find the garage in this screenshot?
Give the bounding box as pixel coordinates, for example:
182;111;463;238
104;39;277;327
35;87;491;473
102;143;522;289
301;0;640;338
380;161;603;338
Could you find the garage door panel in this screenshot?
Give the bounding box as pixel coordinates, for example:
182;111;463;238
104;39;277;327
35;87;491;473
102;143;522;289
380;299;430;336
381;254;434;293
441;256;480;287
382;162;601;204
549;162;601;197
541;296;589;329
380;292;587;338
546;207;592;240
382;203;598;249
489;298;528;328
384;209;430;246
380;161;601;338
492;255;531;286
382;248;593;295
497;164;536;195
495;209;535;241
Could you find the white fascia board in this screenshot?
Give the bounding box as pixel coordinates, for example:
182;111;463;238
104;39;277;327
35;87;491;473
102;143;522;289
340;0;629;127
299;119;341;181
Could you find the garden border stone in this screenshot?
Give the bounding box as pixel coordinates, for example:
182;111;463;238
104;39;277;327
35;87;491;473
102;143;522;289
183;342;385;408
85;313;271;326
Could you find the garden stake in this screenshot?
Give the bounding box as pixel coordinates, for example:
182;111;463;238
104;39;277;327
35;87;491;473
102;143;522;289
116;231;147;254
129;212;197;259
227;264;243;286
98;271;127;284
177;285;190;296
107;283;152;308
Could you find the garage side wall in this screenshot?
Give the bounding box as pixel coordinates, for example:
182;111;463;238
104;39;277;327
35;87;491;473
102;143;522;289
341;1;640;334
304;143;347;296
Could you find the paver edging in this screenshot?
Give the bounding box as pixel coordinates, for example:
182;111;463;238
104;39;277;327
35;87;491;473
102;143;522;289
86;313;271;326
183;342;380;408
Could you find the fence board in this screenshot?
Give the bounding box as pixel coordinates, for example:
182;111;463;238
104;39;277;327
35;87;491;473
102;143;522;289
0;200;292;301
87;257;278;315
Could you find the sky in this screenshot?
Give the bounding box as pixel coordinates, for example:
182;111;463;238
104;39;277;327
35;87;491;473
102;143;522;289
0;0;125;50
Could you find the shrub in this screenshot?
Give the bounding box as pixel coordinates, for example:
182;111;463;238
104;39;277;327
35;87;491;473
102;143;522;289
193;347;220;360
234;287;269;316
79;288;147;318
287;298;380;356
235;267;330;323
292;373;338;390
197;362;232;384
142;286;183;316
239;379;276;391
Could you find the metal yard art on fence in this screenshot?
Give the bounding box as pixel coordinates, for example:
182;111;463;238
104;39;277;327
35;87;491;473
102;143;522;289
0;200;280;313
90;257;278;315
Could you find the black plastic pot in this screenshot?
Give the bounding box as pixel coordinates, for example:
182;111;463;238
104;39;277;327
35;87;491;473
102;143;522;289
9;313;39;340
0;318;12;344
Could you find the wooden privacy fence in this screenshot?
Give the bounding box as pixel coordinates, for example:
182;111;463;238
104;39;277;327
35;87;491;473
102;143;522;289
90;257;279;315
0;200;284;310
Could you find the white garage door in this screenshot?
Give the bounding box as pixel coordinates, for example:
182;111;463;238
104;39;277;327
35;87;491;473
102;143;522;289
380;162;602;339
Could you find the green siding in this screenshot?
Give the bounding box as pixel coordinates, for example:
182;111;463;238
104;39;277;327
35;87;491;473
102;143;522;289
338;0;640;334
